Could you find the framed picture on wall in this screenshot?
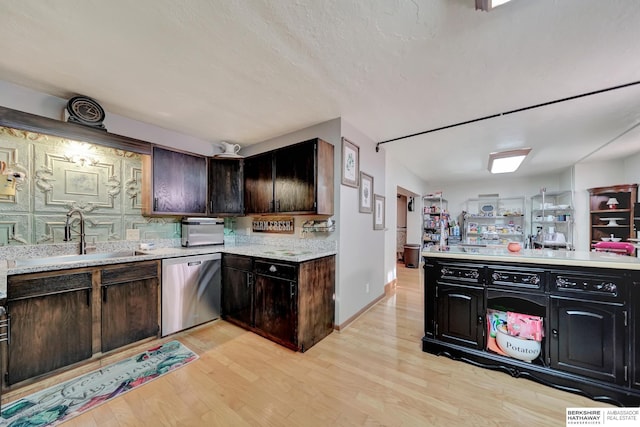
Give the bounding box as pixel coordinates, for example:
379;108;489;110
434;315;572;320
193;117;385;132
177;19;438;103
374;194;385;230
341;137;359;187
359;171;373;213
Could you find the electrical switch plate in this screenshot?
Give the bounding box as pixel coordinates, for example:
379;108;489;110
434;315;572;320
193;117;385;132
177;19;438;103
126;229;140;241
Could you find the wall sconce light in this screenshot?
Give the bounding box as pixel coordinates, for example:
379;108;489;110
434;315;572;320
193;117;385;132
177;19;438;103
476;0;513;11
64;141;99;166
488;148;531;174
607;198;619;209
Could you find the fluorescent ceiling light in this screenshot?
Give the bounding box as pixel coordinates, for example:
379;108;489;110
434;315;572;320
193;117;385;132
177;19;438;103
488;148;531;174
475;0;513;11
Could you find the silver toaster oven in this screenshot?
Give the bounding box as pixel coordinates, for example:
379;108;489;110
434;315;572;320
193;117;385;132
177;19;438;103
181;217;224;247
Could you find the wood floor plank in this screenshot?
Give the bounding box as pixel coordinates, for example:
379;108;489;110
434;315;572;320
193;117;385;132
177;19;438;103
3;262;612;426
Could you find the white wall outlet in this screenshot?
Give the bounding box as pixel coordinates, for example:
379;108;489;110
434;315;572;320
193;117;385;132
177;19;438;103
125;228;140;241
365;283;370;293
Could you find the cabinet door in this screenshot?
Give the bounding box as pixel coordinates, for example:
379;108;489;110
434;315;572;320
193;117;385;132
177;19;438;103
101;263;159;353
148;146;208;215
221;266;253;328
7;272;92;385
244;152;274;214
550;297;625;384
274;141;315;213
254;274;297;348
436;283;484;349
209;158;243;215
632;284;640;389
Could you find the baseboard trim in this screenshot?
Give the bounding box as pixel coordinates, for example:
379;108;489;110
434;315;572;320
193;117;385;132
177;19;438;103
335;278;396;331
385;278;397;295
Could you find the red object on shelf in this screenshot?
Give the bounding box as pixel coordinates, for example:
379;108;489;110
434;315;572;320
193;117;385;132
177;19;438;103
593;241;636;255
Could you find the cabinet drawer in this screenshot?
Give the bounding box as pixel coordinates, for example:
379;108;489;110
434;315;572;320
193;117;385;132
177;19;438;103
8;271;92;300
254;260;297;281
489;267;545;291
438;262;483;285
550;271;626;302
101;261;159;285
223;254;253;271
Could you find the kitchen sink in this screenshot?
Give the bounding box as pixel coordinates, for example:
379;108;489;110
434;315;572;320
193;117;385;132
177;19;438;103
9;250;141;267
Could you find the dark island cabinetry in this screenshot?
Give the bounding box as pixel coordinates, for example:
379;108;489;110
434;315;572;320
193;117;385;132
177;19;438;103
222;254;335;351
633;282;640;390
423;255;640;406
548;269;627;385
434;263;485;349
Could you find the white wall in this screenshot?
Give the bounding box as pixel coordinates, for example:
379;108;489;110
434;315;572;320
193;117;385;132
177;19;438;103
1;80;216;156
623;151;640;185
385;153;427;284
339;119;386;325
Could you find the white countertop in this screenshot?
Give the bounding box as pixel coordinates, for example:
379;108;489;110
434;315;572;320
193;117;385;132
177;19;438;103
0;244;337;299
422;246;640;270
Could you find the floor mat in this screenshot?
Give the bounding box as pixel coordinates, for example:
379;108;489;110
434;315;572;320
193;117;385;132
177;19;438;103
0;340;198;426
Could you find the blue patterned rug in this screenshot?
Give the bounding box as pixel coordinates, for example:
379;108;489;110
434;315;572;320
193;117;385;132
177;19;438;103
0;340;198;426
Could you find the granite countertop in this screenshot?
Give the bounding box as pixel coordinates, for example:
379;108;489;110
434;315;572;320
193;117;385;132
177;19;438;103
422;246;640;270
0;244;338;298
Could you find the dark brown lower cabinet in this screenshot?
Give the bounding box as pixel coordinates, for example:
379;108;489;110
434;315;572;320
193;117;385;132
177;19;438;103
222;254;335;352
7;270;93;385
222;254;254;329
6;260;160;386
100;262;160;353
254;260;298;347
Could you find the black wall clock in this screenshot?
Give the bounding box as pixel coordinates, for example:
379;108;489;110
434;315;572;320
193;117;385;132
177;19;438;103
66;96;106;129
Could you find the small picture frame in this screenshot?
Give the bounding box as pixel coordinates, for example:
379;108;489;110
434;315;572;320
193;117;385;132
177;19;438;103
341;137;359;187
359;171;374;213
374;194;385;230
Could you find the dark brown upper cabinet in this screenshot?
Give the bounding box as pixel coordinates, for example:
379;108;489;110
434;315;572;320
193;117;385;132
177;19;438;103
244;138;334;216
142;145;208;216
209;158;244;216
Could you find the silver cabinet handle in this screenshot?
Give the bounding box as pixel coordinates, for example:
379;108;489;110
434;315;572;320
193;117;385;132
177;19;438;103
269;265;277;273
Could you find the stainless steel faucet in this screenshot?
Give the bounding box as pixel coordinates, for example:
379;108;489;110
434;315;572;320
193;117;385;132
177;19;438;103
64;208;86;255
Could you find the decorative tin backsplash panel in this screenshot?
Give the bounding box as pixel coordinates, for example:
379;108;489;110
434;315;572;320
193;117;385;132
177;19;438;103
0;126;179;245
0;138;30;211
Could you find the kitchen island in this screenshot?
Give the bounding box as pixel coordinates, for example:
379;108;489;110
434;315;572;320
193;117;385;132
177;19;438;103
422;246;640;407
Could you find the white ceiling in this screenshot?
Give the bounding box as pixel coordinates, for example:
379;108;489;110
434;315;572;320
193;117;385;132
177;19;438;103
1;0;639;183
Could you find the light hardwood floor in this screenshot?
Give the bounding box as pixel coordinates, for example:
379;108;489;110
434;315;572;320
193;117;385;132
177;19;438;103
9;263;609;426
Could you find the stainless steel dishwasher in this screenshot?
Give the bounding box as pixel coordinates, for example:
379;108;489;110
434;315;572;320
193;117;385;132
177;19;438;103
161;253;221;336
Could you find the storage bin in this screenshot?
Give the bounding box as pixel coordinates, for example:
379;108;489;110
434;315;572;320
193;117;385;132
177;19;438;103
404;244;421;268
